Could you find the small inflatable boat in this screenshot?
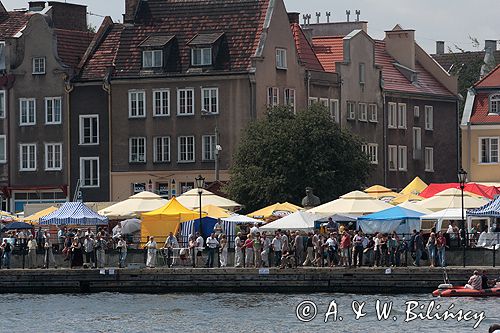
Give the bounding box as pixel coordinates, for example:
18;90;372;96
432;284;500;297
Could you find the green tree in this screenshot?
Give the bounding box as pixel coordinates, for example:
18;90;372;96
226;105;372;212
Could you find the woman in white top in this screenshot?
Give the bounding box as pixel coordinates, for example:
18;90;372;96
219;234;228;267
145;236;157;268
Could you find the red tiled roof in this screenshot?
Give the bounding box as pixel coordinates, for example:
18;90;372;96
470;92;500;124
0;11;31;40
54;29;94;69
311;36;344;72
475;64;500;88
80;0;270;80
290;23;323;71
80;24;123;80
374;40;454;97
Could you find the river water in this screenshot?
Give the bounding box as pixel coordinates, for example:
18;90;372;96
0;293;498;332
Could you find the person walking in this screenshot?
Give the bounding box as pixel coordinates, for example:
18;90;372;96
436;231;447;267
414;230;424;267
205;233;219;268
253;232;262;268
57;227;66;252
36;227;44;250
43;232;56;269
339;231;351;267
219;234;228;267
294;232;304;265
271;232;282;267
95;234;107;268
145;236;157;268
352;231;364;268
303;232;314;266
27;235;38;269
195;232;204;267
243;234;254;268
70;237;84;268
164;232;178;267
234;232;243;268
427;232;437;267
116;237;127;268
83;235;95;267
1;239;12;269
261;233;271;267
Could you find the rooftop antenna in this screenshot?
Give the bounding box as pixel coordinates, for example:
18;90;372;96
346;10;351;22
355;10;361;22
306;14;311;25
315;12;321;24
302;14;307;25
326;11;331;23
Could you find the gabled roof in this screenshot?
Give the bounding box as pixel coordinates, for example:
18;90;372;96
475;63;500;88
311;36;344;72
139;34;175;48
188;32;224;46
432;50;500;73
469;92;500;124
80;0;270;80
54;29;94;69
290;23;323;71
0;10;32;40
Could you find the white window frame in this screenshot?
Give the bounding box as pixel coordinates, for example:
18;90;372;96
80;157;100;188
425;105;434;130
44;143;62;171
128;90;146;118
152;89;170;117
368;104;377;123
368;143;378;165
32;57;46;74
201;87;219;114
413;127;422;159
425;147;434;172
153;136;170;163
414;106;420;118
0;90;5;119
489;94;500;114
284;88;296;113
358;103;368;122
19;98;36;126
398;145;407;171
142;50;163;68
397;103;407;129
319;98;329;110
388;102;397;128
191;48;212;66
479;137;499;164
0;135;6;163
178;136;195;163
359;63;366;84
202;135;216;161
129;137;146;163
79;115;99;145
347;101;356;120
330;99;339;123
19;143;37;171
388;145;397;171
177;88;195;116
267;87;279;107
0;41;5;72
45;97;62;125
308;97;318;106
276;48;287;69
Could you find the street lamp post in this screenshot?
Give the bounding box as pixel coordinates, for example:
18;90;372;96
458;168;467;268
195;174;205;233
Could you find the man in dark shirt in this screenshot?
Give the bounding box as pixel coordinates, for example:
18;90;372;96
413;230;424;267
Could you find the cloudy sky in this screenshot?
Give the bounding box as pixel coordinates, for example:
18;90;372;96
3;0;499;53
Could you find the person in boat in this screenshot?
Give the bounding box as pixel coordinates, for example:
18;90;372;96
482;270;497;289
465;270;483;290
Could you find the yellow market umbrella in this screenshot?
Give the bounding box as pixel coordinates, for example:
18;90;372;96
364;185;399;200
309;190;393;216
390;193;424;205
0;210;19;222
201;204;231;219
23;206;58;224
248;202;302;219
141;197;205;244
416;188;489;212
400;176;428;195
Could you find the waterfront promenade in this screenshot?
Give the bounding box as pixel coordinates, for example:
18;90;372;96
0;266;498;294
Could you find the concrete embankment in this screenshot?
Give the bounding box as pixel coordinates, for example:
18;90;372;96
0;267;498;294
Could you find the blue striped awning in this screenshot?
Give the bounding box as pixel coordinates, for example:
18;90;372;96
467;197;500;217
39;202;108;226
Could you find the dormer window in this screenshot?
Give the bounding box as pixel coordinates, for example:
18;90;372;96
191;48;212;66
490;94;500;114
143;50;162;68
187;32;224;68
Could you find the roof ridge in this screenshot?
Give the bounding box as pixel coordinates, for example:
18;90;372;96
474;63;500;87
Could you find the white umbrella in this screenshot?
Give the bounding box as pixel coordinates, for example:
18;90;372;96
309;190;393;216
177;189;242;211
99;191;167;219
416;188;488;212
260;211;320;231
119;218;141;235
221;214;262;225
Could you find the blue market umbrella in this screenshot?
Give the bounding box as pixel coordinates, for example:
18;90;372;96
1;221;34;231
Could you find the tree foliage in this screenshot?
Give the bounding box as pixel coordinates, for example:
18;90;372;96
226;105;372;212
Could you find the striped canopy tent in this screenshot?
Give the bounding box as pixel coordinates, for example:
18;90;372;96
467;196;500;218
39;202;108;226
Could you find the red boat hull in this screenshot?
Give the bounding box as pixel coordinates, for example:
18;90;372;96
432;286;500;297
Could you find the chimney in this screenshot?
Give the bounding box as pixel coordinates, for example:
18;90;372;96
287;12;300;24
485;40;497;52
28;1;46;11
436;41;445;55
47;2;87;31
124;0;141;24
384;28;416;70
